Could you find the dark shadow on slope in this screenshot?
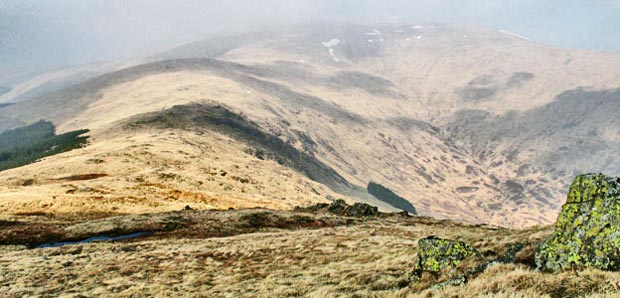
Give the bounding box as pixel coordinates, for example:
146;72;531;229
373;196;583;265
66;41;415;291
0;120;89;171
367;182;417;214
445;87;620;206
446;88;620;173
127;103;355;194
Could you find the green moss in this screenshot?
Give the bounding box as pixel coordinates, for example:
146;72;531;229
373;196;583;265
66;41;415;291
536;173;620;271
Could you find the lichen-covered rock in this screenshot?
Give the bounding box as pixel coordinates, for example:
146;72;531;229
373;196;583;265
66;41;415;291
413;236;481;276
536;173;620;271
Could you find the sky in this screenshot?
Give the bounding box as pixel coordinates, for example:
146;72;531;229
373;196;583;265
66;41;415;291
1;0;619;76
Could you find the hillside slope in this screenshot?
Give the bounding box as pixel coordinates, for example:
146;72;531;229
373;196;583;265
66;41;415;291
0;23;619;227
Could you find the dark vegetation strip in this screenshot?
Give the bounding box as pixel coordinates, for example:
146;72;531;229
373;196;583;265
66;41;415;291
1;209;354;248
367;182;417;214
0;120;89;171
35;231;156;249
54;174;108;181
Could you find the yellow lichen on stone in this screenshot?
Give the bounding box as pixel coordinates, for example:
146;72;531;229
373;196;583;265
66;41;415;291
536;173;620;271
414;236;480;274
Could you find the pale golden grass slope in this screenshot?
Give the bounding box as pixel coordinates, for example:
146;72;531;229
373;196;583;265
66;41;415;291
0;128;345;222
0;66;562;227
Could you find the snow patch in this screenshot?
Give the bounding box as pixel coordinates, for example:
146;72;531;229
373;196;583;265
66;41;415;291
321;38;340;62
412;25;423;29
328;48;339;62
498;30;531;41
365;29;381;36
321;39;341;47
368;39;374;43
416;35;422;40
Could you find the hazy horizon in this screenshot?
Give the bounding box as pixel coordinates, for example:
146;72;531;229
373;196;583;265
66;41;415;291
1;0;620;77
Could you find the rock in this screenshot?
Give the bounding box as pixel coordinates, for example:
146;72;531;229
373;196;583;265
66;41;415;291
494;243;525;264
327;199;379;217
428;242;524;290
413;236;481;276
296;199;380;217
327;199;348;214
345;202;379;217
536;173;620;271
293;203;328;213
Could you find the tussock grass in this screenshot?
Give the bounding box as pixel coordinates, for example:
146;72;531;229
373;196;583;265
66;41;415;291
0;210;616;297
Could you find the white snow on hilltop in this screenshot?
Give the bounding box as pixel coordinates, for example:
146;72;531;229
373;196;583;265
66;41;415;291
498;30;531;41
321;39;340;47
412;25;423;29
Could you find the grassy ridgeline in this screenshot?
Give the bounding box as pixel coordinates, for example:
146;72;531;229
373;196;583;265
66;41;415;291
0;120;89;171
367;182;417;214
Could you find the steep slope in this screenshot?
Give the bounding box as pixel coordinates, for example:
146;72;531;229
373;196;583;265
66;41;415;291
446;88;620;186
0;59;555;226
0;23;619;227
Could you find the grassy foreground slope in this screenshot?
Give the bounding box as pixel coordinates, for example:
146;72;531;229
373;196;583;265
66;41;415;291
1;206;618;297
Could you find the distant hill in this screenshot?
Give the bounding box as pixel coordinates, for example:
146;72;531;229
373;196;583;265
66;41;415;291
0;23;619;227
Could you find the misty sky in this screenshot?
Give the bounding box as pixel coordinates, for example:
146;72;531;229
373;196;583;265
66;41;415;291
1;0;620;76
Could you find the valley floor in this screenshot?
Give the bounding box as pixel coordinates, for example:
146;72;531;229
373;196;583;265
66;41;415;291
1;208;619;297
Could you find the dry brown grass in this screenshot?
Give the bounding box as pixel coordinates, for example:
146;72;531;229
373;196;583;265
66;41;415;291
3;209;602;298
0;129;348;223
409;264;620;298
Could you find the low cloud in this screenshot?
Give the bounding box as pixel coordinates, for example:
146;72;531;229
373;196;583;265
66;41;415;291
0;0;618;76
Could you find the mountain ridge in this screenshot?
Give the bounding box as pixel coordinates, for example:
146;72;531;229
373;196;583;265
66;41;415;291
0;23;619;227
